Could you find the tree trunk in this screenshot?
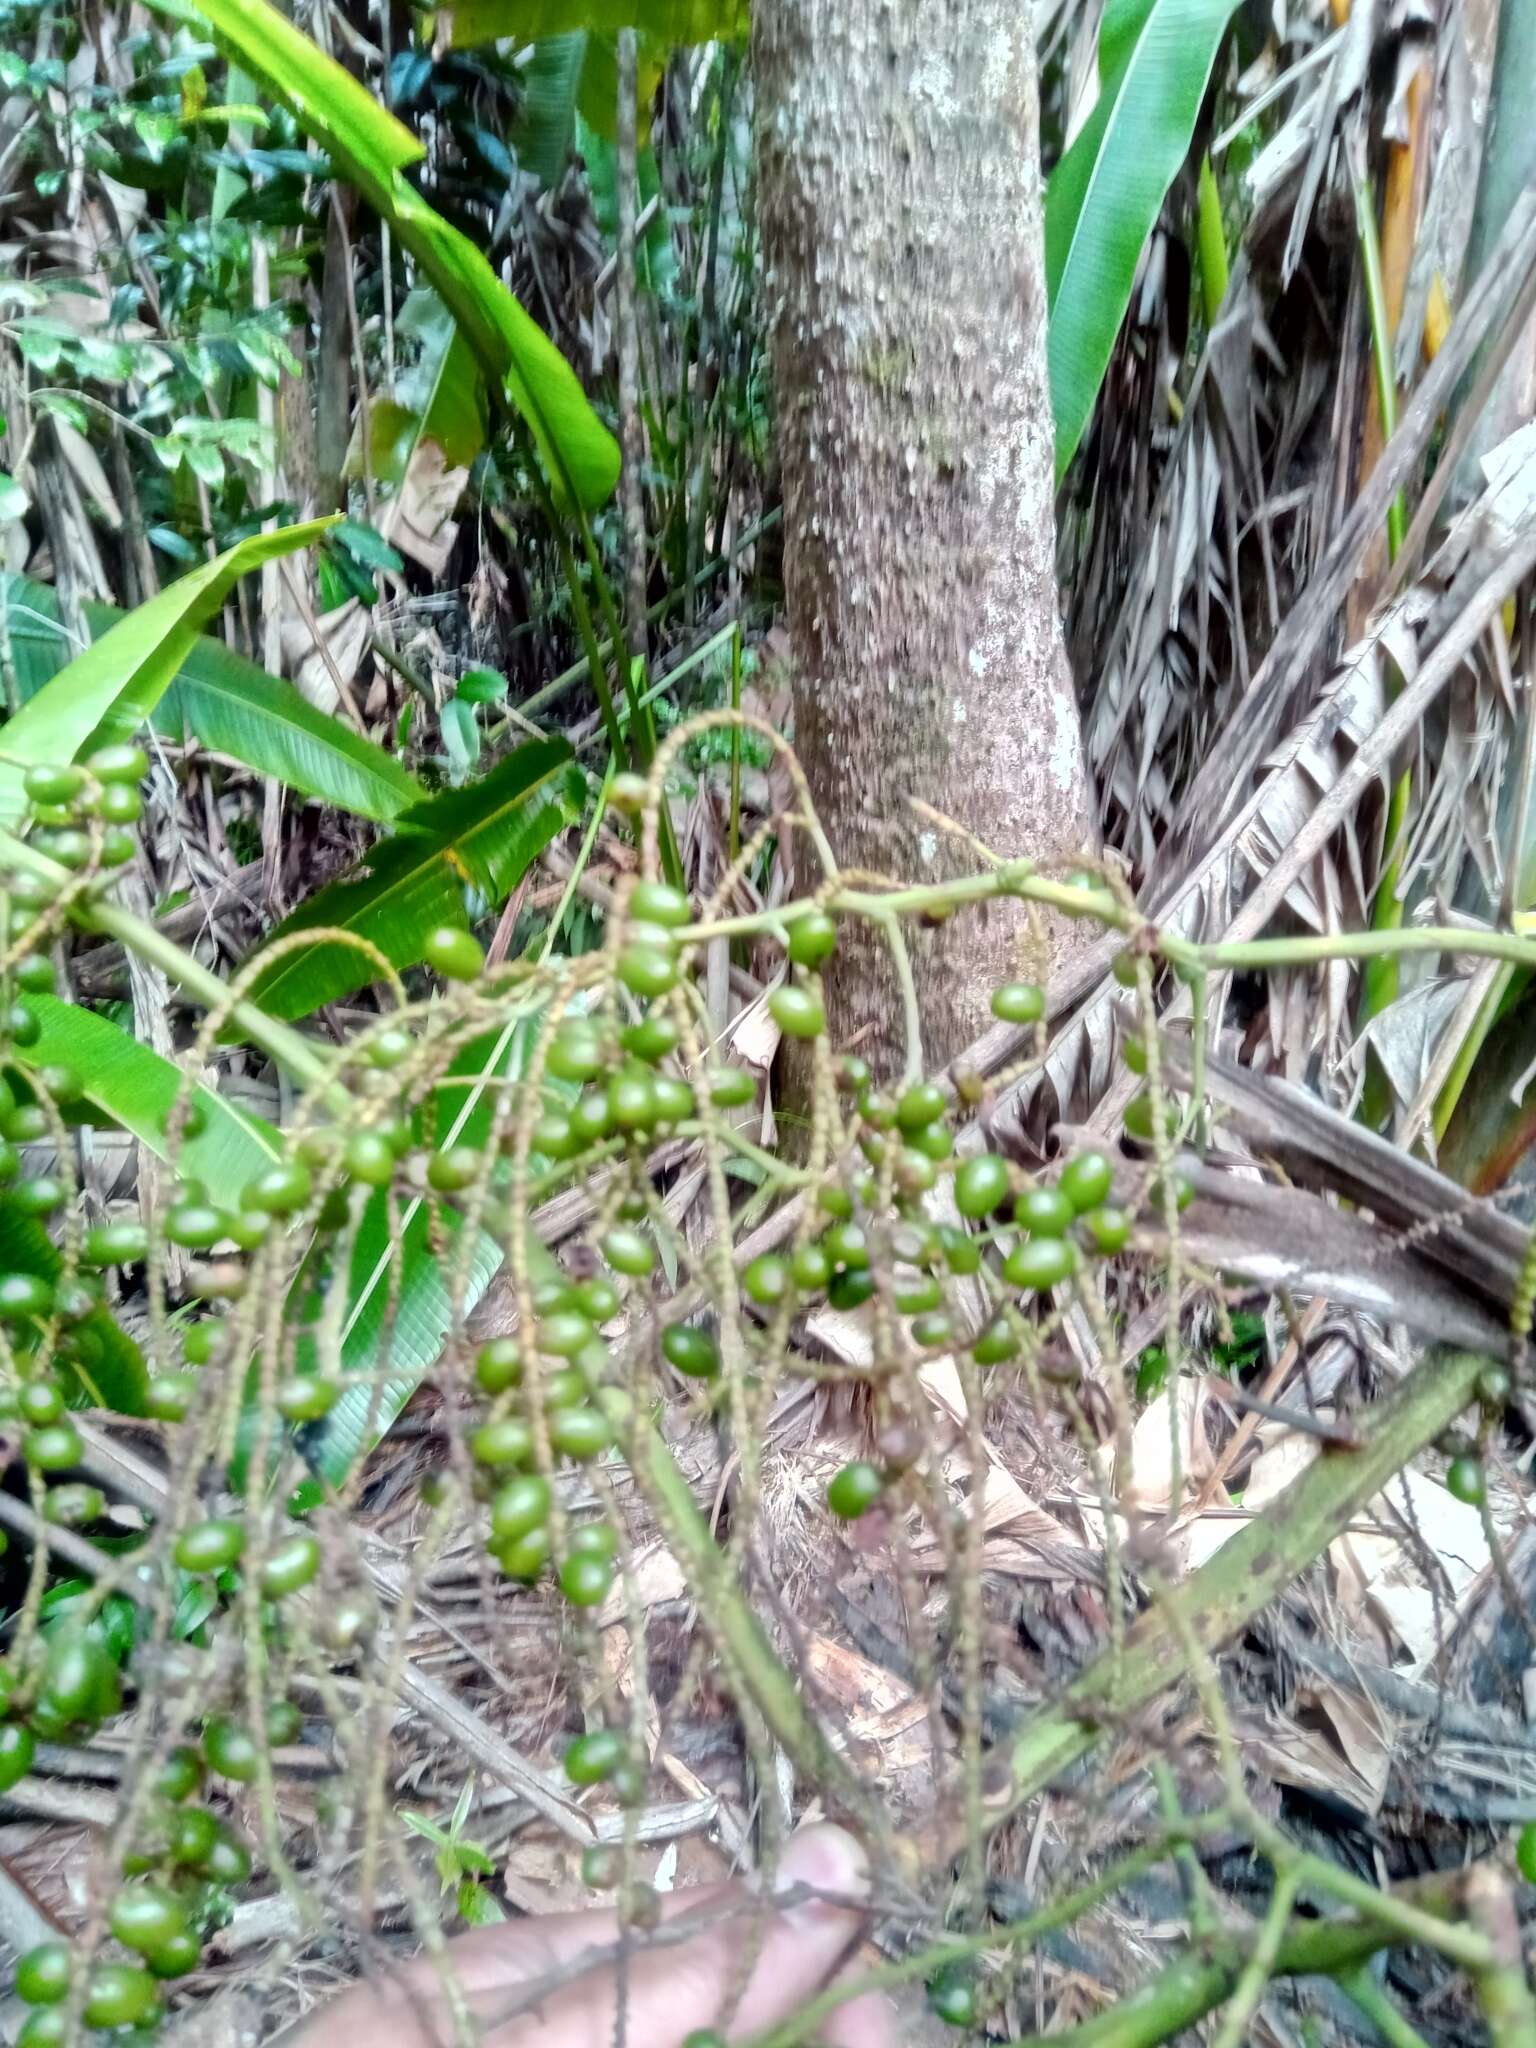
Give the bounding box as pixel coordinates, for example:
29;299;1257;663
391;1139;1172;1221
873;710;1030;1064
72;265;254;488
753;0;1094;1071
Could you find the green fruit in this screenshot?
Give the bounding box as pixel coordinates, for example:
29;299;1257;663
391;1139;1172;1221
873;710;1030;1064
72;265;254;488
146;1373;197;1423
94;780;142;825
203;1718;259;1783
1081;1205;1131;1255
938;1226;981;1276
857;1088;895;1131
1060;1150;1113;1212
476;1340;524;1395
744;1256;791;1307
423;926;484;981
1004;1236;1080;1292
84;1963;160;2029
790;1242;832;1291
564;1728;625;1784
972;1317;1020;1366
896;1082;946;1131
170;1807;218;1867
954;1154;1010;1219
17;1378;63;1423
829;1268;875;1309
147;1929;202;1979
491;1475;552;1546
109;1884;189;1958
15;1941;72;2005
991;982;1044;1025
927;1971;977;2027
202;1822;252;1885
826;1460;883;1520
344;1130;396;1187
0;1722;34;1792
608;1067;658;1133
99;825;137;867
244;1162;312;1215
17;2012;66;2048
43;1631;118;1725
260;1532;321;1598
1016;1187;1075;1237
617;942;678;998
817;1184;854;1221
24;1422;81;1471
367;1025;415;1069
277;1376;339;1423
32;1063;80;1103
497;1526;551;1581
165;1200;226;1250
1446;1455;1486;1507
540;1312;595;1362
571;1089;614;1144
23;765;85;808
1517;1823;1536;1885
895;1274;942;1315
33;830;90;872
13;953;53;994
155;1747;202;1802
533;1111;580;1160
559;1551;615;1606
43;1484;104;1528
548;1406;614;1461
86;743;148;786
12;1171;62;1215
838;1054;872;1093
543;1366;589;1410
629;880;691;927
769;985;825;1039
822;1220;869;1271
568;1521;618;1563
661;1324;719;1379
910;1311;955;1348
602;1225;654;1277
548;1024;606;1083
621;1013;679;1063
905;1121;953;1161
471;1418;535;1468
1;1102;46;1144
576;1276;620;1322
651;1075;695;1124
707;1066;756;1109
786;909;837;967
1123;1091;1179;1142
1150;1171;1196;1213
681;2035;728;2048
266;1700;303;1747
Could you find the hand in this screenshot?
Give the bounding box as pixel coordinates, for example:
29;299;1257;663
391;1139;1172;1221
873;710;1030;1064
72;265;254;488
285;1823;894;2046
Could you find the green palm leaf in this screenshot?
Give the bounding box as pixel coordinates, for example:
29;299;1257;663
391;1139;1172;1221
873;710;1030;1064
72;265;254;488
20;997;280;1205
1044;0;1240;479
245;739;584;1019
1;575;422;825
175;0;620;511
0;521;333;824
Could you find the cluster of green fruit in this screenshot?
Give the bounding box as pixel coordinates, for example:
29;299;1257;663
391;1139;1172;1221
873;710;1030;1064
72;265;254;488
1;1640;272;2039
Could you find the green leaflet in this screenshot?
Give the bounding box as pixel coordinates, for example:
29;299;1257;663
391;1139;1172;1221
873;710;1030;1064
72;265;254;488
19;997;281;1207
353;288;488;489
445;0;745;49
176;0;620;511
1044;0;1241;479
0;521;334;823
1;574;422;825
244;739;584;1020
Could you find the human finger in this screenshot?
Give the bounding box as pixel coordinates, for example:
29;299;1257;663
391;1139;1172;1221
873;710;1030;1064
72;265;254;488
286;1820;871;2047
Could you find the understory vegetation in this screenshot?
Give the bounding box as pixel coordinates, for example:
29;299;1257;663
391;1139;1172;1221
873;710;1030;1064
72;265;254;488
1;0;1536;2044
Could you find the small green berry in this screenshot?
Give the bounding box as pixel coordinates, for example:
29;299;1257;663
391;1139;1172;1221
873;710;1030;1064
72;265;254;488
826;1460;883;1521
991;982;1044;1025
769;985;825;1039
423;926;485;981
